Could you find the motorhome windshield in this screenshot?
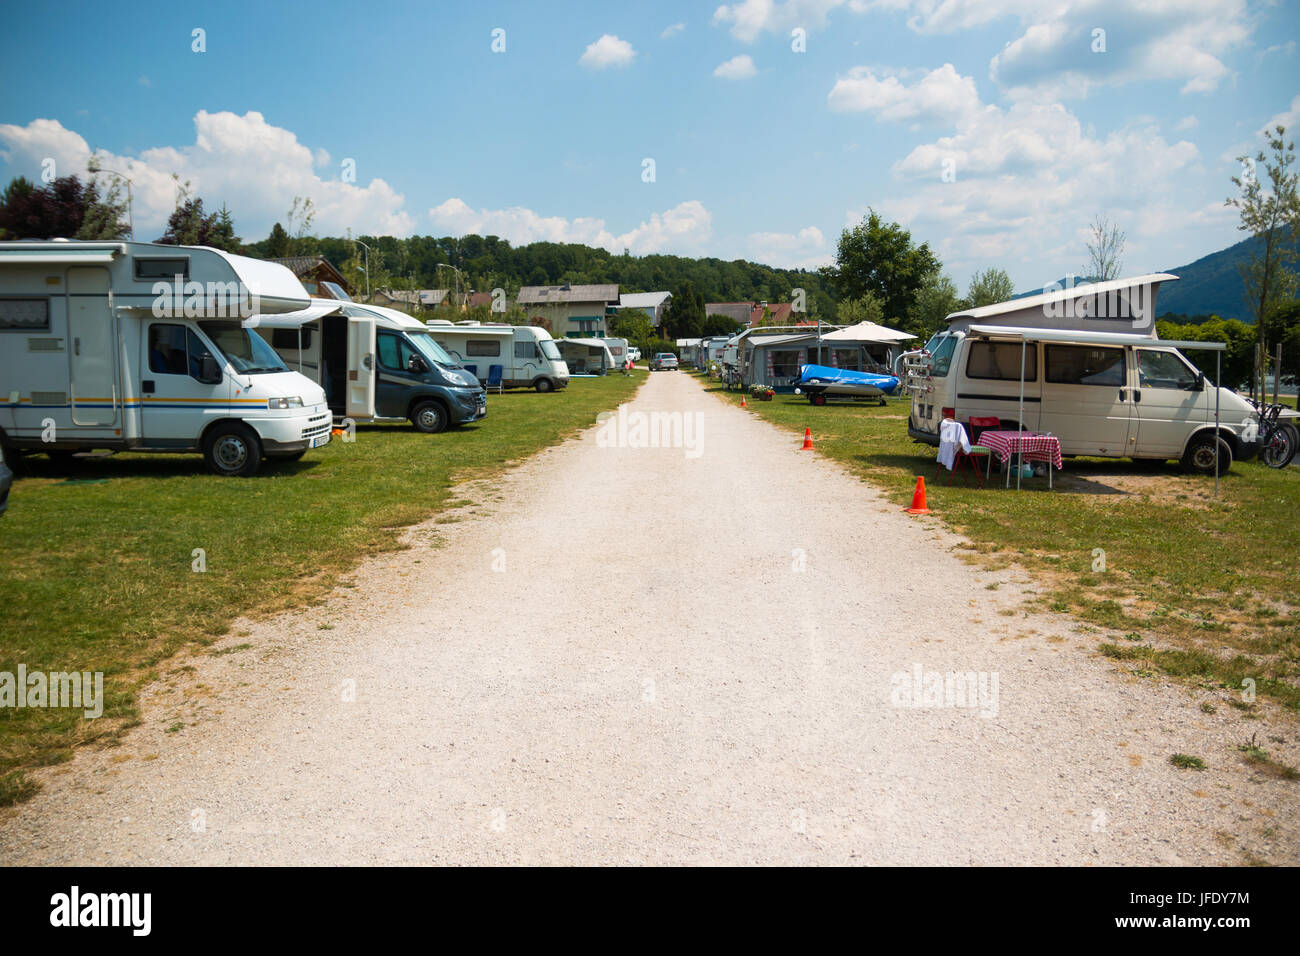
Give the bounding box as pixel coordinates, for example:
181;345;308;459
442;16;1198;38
540;339;561;361
198;322;291;374
407;330;458;367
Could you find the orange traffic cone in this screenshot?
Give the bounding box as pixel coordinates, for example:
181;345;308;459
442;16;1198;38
905;476;930;514
740;394;747;408
800;427;814;451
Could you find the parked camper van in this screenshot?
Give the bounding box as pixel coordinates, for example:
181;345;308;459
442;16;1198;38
906;274;1260;474
0;240;331;477
428;321;569;392
251;300;486;433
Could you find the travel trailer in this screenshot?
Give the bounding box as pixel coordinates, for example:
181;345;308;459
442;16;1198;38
905;274;1260;474
427;321;569;391
250;300;486;433
0;240;331;477
602;337;630;368
554;337;616;375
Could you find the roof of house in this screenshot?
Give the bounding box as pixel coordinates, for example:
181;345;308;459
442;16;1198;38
518;283;619;305
705;302;752;322
619;291;672;309
467;291;494;308
268;255;352;293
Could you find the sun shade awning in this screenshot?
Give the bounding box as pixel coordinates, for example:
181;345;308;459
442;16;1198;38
242;300;342;329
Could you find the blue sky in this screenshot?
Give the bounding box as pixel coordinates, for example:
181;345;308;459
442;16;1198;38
1;0;1298;291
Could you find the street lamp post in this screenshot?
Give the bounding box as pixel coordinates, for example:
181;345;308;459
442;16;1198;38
436;262;464;312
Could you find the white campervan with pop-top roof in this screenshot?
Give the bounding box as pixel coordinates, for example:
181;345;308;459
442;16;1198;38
0;240;331;476
905;274;1260;474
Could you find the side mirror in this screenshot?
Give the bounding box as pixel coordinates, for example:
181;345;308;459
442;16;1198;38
197;353;222;385
1194;372;1205;391
407;355;427;374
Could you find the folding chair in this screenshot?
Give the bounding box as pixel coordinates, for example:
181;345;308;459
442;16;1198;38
962;416;1000;484
485;364;504;394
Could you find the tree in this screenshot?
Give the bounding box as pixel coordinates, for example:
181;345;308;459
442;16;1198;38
824;209;939;323
0;174;128;240
265;222;292;257
1260;298;1300;385
286;196;317;256
836;292;884;326
1228;125;1300;394
1085;214;1126;281
967;268;1016;308
904;271;963;339
1156;317;1257;390
661;280;704;338
156;181;241;252
702;314;743;337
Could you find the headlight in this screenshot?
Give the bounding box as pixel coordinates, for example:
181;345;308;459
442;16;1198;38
267;396;304;409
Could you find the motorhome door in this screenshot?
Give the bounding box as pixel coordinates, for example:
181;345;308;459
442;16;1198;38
346;316;377;418
66;266;118;426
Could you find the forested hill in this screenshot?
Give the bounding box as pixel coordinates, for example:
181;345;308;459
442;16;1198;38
1156;233;1300;321
243;233;837;316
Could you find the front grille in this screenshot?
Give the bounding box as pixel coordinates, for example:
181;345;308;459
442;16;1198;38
301;411;332;441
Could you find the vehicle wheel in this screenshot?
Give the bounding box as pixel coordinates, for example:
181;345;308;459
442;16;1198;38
534;378;554;393
267;450;307;462
1262;426;1297;468
811;393;827;406
203;423;262;477
1180;433;1232;476
410;400;448;433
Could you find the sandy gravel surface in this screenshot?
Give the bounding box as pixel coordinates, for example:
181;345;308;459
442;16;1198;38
3;370;1296;865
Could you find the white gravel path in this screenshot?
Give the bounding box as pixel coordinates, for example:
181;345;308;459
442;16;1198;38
3;370;1296;865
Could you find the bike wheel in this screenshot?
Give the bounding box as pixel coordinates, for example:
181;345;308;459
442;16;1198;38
1262;427;1295;468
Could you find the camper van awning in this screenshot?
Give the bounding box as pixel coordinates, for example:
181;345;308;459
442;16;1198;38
242;301;342;329
966;324;1224;350
0;247;125;264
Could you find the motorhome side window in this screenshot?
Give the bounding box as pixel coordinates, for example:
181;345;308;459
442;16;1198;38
1045;345;1125;386
467;340;501;357
148;324;214;378
967;341;1037;380
1138;350;1198;390
0;298;49;330
515;341;538;359
134;258;190;281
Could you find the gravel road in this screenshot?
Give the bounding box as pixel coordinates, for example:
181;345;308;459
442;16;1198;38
3;370;1296;865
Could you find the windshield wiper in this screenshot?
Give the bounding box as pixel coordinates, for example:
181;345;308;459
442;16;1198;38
240;366;287;374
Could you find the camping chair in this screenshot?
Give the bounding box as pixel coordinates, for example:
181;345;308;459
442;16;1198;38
933;419;986;488
463;364;478;379
485;364;504;394
962;416;1000;483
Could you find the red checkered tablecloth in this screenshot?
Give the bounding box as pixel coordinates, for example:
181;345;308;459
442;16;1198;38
978;430;1063;470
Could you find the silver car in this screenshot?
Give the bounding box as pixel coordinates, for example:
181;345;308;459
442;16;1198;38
649;353;679;371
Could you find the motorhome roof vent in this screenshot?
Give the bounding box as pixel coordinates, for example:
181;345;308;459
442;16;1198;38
27;337;64;352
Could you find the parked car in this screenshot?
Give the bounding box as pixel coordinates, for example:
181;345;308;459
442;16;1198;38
628;347;642;363
649;353;679;371
0;445;11;516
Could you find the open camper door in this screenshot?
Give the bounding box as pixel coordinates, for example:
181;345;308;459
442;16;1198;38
346;315;376;419
66;266;118;426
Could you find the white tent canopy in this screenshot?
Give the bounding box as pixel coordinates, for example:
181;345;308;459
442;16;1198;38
821;321;915;343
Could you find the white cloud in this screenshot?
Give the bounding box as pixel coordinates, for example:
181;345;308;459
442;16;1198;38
1175;115;1199;131
712;0;847;43
579;34;636;70
1262;94;1300;136
747;225;831;268
428;199;712;255
828;63;979;123
714;54;758;80
137;76;151;88
661;22;685;38
0;112;414;239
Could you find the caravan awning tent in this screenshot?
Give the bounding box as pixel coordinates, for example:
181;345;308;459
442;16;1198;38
555;336;615;374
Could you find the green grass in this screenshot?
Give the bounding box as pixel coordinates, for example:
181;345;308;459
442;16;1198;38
693;370;1300;711
0;375;640;802
1170;753;1207;770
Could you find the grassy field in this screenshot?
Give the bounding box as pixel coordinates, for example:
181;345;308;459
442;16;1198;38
0;374;641;804
693;371;1300;715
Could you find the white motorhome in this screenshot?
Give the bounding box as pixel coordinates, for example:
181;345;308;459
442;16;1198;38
250;300;486;433
427;321;569;391
906;274;1260;474
0;240;331;476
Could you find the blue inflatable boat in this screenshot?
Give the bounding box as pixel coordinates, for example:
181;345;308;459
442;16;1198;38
795;364;900;405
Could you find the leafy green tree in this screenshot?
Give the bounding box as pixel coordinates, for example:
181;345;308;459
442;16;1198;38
1228;125;1300;393
156;187;241;252
836;292;884;326
265;222;292;257
0;174;129;240
702;314;743;337
967;267;1016;308
1156;317;1256;389
904;272;964;339
1260;299;1300;385
824;209;939;323
661;280;704;338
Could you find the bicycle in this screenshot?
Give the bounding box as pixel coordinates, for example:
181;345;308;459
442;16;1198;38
1248;399;1299;468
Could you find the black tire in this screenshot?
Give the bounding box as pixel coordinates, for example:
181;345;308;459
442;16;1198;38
410;400;448;434
1180;433;1232;476
1261;425;1297;468
811;393;827;406
202;423;262;477
534;378;554;393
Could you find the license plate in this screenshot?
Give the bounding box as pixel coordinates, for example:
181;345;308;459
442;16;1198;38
311;434;330;448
